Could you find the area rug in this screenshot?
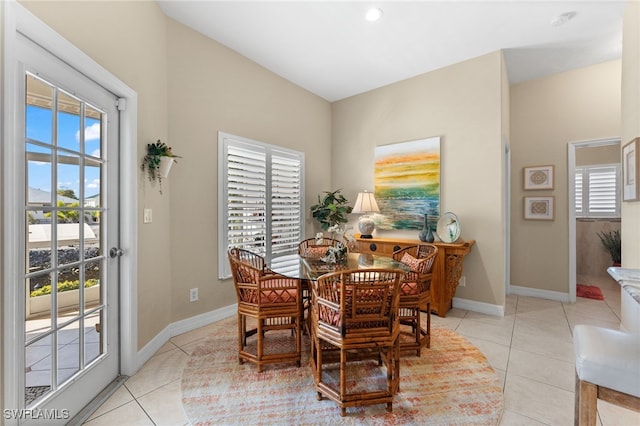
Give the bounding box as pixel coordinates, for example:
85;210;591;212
577;284;605;300
181;317;504;425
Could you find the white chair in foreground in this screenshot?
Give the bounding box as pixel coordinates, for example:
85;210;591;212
573;325;640;425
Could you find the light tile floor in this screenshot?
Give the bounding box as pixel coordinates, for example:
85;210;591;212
83;274;639;425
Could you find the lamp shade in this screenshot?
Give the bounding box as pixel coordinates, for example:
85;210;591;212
352;191;380;214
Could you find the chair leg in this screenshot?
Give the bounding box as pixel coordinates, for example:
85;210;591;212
257;319;264;373
296;314;302;367
238;313;244;365
340;348;347;416
425;302;431;349
575;374;597;426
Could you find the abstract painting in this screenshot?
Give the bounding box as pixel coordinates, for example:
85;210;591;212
374;137;440;230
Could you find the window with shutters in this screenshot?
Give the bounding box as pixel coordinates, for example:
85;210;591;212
575;164;620;218
218;132;304;278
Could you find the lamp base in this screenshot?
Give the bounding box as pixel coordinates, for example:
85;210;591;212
358;215;375;239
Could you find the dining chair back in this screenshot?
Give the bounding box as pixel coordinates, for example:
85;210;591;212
298;237;342;259
310;268;403;416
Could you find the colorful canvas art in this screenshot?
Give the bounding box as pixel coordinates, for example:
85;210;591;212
374;137;441;230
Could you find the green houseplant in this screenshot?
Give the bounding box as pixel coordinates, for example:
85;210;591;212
141;140;181;193
597;229;621;265
310;189;353;231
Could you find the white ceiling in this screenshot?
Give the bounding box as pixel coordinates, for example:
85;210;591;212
158;1;627;102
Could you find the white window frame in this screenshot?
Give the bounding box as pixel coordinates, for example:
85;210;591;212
575;163;620;218
218;132;304;279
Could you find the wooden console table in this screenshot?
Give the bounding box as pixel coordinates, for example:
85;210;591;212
353;235;475;317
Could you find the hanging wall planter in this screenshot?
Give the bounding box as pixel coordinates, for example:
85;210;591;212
158;156;175;178
141;140;181;194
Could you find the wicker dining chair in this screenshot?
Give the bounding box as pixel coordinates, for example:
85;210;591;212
392;244;438;355
298;237;343;259
310;268;404;416
228;247;303;372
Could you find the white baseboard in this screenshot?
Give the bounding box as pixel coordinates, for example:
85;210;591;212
133;304;237;373
452;297;504;317
509;285;570;303
170;304;237;337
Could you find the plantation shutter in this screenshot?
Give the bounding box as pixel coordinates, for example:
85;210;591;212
575;164;620;218
226;143;267;255
271;151;302;257
575;168;583;215
219;133;304;278
587;166;618;216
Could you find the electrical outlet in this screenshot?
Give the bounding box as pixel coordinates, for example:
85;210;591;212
458;276;466;287
189;288;198;302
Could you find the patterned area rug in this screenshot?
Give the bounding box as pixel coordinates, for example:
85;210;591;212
577;284;605;300
181;317;503;425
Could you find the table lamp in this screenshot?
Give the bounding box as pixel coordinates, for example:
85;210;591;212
352;191;380;239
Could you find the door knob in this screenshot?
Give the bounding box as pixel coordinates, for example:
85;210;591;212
109;247;124;258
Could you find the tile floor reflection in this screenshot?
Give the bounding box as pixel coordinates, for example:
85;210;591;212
83;274;639;425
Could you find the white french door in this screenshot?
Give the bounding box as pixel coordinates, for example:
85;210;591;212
6;32;121;424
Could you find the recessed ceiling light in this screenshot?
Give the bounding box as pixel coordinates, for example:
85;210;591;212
550;11;577;27
365;7;383;22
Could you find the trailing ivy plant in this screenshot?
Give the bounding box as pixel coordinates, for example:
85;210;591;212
140;140;181;193
310;189;353;231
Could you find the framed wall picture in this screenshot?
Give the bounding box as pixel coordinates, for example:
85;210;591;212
523;165;554;190
374;136;440;230
622;138;639;202
524;196;554;220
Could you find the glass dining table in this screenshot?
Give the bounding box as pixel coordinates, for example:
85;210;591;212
268;252;410;282
268;251;410;331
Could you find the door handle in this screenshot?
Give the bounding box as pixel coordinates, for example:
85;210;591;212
109;247;124;258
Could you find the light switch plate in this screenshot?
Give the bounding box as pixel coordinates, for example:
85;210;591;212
143;208;152;223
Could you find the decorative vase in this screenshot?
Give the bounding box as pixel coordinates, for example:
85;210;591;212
418;214;434;243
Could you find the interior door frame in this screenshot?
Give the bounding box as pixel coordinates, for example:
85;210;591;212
568;137;621;304
2;0;138;416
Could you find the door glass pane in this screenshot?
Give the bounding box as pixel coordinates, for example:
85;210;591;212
57;321;80;385
27;210;52;271
25;335;53;406
85;106;102;159
57;91;81;152
25;75;53;145
27;143;52;201
85;162;101;208
26;273;52;341
84;311;103;365
57;266;81;325
84;261;102;312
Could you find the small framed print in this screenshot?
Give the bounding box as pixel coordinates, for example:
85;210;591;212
524;196;554;220
523;165;554;190
622;138;639;202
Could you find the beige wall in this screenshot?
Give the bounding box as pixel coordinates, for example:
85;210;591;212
332;51;507;308
165;20;331;322
510;60;621;293
622;1;640;268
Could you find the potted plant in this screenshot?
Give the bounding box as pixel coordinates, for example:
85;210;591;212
310;189;353;231
597;229;621;266
141;140;181;193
